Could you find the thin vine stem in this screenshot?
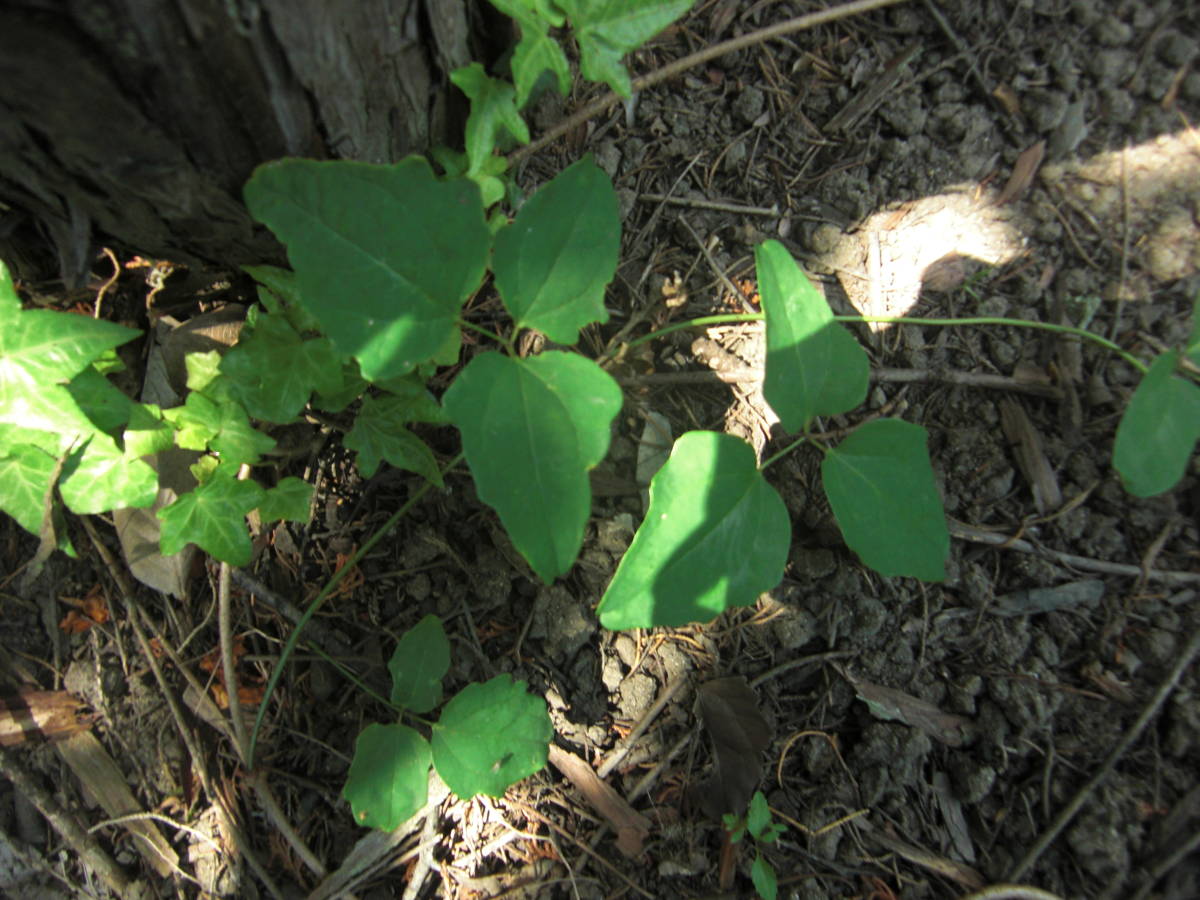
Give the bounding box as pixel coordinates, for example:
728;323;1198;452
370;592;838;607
759;433;812;471
248;451;466;766
458;318;513;354
619;312;1148;373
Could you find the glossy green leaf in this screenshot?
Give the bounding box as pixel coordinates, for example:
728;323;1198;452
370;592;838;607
343;723;431;831
431;674;551;798
821;419;948;581
345;387;444;485
493;158;619;344
747;790;771;839
243;265;324;334
388;614;450;714
220;308;341;423
257;477;313;523
443;352;622;582
162;386;276;466
0;442;58;536
751;854;778;900
597;431;791;629
0;307;139;387
65;366;133;435
124;404;175;458
756;240;868;431
560;0;694;97
59;434;157;515
450;63;530;174
0;259;19;318
157;470;266;565
1113;351;1200;497
489;0;570;106
244;157;489;380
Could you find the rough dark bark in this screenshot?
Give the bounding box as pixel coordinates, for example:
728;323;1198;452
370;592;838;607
0;0;475;282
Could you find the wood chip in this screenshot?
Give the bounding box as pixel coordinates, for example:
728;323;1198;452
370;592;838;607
547;744;650;858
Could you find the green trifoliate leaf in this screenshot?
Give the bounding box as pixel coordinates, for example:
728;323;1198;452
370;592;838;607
493;158;619;344
450;63;530;174
388;614;450;714
220;307;342;423
821;419;948;581
1113;350;1200;497
157;468;266;565
559;0;693;98
443;351;622;582
343;723;431;831
345;388;444;485
0;259;20;318
756;240;868;431
751;854;778;900
432;674;552;798
597;431;790;630
245;157;488;381
257;477;313;523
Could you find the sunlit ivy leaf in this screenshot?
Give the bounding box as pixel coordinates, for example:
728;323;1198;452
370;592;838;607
493;158;619;344
343;723;431;831
450;63;530;174
162;387;276;465
124;403;175;458
0;259;20;318
158;469;266;565
245;157;488;380
65;366;133;435
220;307;342;422
756;240;868;431
559;0;693;97
822;419;948;581
345;389;445;485
432;674;551;798
59;433;157;515
0;442;58;536
0;307;140;387
388;614;450;714
257;477;312;523
1113;350;1200;497
597;431;790;629
183;350;224;394
443;352;621;582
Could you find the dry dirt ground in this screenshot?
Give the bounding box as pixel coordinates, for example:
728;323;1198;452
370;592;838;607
3;1;1200;898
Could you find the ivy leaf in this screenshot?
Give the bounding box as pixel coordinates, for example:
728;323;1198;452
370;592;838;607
220;307;342;423
431;674;551;798
59;434;157;515
0;441;60;537
244;157;489;380
756;240;868;431
162;385;276;465
450;63;531;174
257;477;312;523
821;419;948;581
559;0;693;98
489;0;571;107
343;723;431;831
0;307;140;387
157;469;266;565
443;352;622;582
493;158;620;344
242;264;324;334
345;391;444;485
1113;350;1200;497
64;366;133;435
124;403;175;458
597;431;790;629
388;615;450;714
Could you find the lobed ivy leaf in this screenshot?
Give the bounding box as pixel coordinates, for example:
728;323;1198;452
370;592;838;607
257;477;313;523
244;157;489;381
344;389;444;485
242;264;324;334
64;366;133;435
450;63;530;174
220;307;342;423
493;158;620;345
559;0;694;98
0;306;140;388
821;419;948;581
756;240;868;431
0;441;59;537
162;387;277;466
1113;350;1200;497
343;723;431;831
157;469;266;565
489;0;570;107
597;431;791;630
431;674;552;798
59;434;157;515
443;351;622;582
388;614;450;714
124;403;175;459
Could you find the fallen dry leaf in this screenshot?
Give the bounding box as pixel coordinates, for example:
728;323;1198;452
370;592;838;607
696;676;772;820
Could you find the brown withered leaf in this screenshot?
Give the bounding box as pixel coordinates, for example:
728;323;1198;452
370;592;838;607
995;140;1045;206
843;671;971;747
1000;398;1062;514
696;676;772;820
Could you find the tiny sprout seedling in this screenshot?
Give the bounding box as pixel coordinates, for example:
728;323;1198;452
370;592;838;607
723;790;786;900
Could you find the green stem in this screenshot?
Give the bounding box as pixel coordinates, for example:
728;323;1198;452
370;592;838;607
622;314;760;350
759;433;811;471
458;318;514;354
248;451;466;766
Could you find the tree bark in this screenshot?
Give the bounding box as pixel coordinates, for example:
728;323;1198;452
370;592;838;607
0;0;474;282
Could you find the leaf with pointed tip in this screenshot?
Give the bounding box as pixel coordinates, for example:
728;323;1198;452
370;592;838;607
345;388;444;485
244;157;488;380
443;352;621;581
59;434;157;515
450;63;530;174
493;158;619;344
0;307;140;387
388;615;450;714
157;469;265;565
431;674;551;798
751;855;778;900
597;431;790;629
65;366;133;435
343;724;431;831
489;0;571;107
0;441;59;537
257;477;312;523
821;419;948;581
1113;351;1200;497
560;0;694;97
756;240;868;431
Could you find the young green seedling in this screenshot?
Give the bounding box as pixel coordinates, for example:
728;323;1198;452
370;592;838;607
723;790;786;900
